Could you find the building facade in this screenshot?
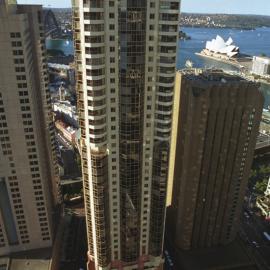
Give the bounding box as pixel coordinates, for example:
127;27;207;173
0;0;60;255
72;0;180;269
252;56;270;76
167;70;263;250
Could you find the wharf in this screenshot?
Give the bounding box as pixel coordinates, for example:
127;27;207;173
196;52;253;71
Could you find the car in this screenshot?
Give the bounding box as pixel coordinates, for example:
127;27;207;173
252;241;260;248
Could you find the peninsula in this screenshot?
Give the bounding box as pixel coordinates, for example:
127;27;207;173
180;13;270;30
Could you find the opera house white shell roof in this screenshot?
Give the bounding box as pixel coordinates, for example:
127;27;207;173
205;35;239;58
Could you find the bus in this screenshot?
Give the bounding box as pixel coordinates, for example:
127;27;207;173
263;232;270;241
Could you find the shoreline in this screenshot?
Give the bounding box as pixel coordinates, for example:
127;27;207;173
181;25;256;31
195;52;243;69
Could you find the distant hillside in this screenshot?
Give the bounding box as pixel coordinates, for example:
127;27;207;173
44;9;270;30
180;13;270;29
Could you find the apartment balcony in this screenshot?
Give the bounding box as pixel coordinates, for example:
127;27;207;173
90;141;107;149
157;90;173;97
85;52;105;59
89;131;107;139
157;72;175;78
158;57;176;66
86;74;105;81
84;30;105;36
155;109;172;116
85;42;105;48
155;126;172;133
156;100;173;107
87;103;107;111
159;41;177;47
159;20;179;25
86;84;106;92
88;122;107;130
83;19;104;25
155;118;172;124
159;9;179;14
87;94;106;102
83;7;104;12
154;135;170;142
158;52;177;58
86;63;105;70
156;81;174;88
87;114;107;121
158;31;178;36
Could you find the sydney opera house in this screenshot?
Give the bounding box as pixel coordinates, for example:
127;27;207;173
202;35;240;59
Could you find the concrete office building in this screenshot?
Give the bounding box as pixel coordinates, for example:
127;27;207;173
72;0;180;269
252;56;270;76
167;70;263;250
0;0;60;256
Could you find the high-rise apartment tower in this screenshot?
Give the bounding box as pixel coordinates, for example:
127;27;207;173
0;0;60;255
72;0;180;269
167;70;263;250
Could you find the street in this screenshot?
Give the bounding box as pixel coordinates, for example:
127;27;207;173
60;203;87;270
241;201;270;269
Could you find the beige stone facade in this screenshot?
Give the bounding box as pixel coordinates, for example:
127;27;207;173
0;0;60;255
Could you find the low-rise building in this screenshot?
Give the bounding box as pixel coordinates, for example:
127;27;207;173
55;120;78;145
252;56;270;76
53;101;78;128
256;196;270;219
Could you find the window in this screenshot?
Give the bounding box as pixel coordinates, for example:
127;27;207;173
11;41;22;47
13;50;23;56
10;32;21;38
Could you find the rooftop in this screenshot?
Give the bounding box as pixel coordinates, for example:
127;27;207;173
179;69;250;83
0;248;52;270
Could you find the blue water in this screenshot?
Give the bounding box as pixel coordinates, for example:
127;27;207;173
177;27;270;69
46;39;74;56
178;27;270;108
45;27;270;107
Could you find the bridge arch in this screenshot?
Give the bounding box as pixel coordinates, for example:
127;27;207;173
43;9;62;38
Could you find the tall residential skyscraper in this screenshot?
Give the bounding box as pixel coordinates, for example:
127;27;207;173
72;0;180;269
0;0;60;255
167;70;263;250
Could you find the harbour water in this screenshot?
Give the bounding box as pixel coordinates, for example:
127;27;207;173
45;27;270;107
177;26;270;69
46;39;74;56
178;27;270;108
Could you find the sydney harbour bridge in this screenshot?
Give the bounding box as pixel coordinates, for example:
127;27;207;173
43;9;62;38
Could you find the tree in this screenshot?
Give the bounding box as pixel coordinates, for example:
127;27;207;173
255;178;268;195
